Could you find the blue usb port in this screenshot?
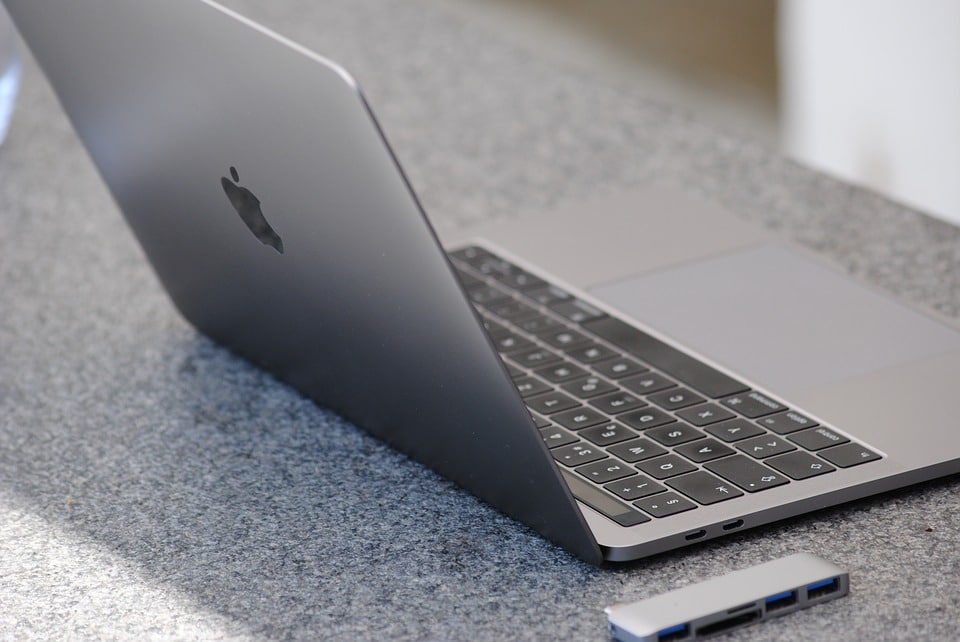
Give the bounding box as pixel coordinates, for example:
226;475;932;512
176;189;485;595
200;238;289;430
765;590;797;612
657;623;689;641
806;577;840;600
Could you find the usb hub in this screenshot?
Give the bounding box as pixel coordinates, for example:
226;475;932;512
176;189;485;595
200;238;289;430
606;553;849;642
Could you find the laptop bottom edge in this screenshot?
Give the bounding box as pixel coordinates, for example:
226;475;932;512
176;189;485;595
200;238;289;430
600;459;960;562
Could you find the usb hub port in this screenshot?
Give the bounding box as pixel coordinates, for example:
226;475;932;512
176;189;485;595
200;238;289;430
806;577;840;600
765;590;798;612
656;623;689;641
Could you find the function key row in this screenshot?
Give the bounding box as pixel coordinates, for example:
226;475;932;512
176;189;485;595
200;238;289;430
450;250;607;327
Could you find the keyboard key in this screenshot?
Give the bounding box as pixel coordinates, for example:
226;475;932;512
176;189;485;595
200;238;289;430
667;471;745;505
539;426;578;449
515;316;560;335
788;426;850;451
535;362;587;384
456;269;485;290
608;438;668;463
486;299;539;321
605;475;666;501
560;470;650;527
526;391;579;415
766;451;836;480
529;412;551;428
550;299;606;323
512;347;562;369
634;492;697;518
552;442;607;467
469;285;508;305
620;407;676;431
492;332;535;354
506;363;525;380
636;454;698;479
621;373;677;395
540;327;592;350
449;245;490;263
720;391;785;418
473;256;517;278
561;376;617;399
494;270;546;291
576;458;636;484
592;357;648;379
648;387;706;411
479;315;510;338
675;403;736;427
736;435;796;459
566;343;616;364
645;424;706;447
818;443;882;468
580;422;638;447
704;418;765;442
552;407;608;431
674;438;735;463
583;316;749;398
705;455;790;492
757;410;818;435
523;285;571;306
589;391;646;414
514;377;551;398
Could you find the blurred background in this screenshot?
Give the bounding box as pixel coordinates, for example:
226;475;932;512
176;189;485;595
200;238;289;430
441;0;960;225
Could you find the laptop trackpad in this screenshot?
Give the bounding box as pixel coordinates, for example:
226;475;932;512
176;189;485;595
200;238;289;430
588;244;960;397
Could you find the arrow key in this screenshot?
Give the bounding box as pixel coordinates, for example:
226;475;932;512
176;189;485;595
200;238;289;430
736;434;796;459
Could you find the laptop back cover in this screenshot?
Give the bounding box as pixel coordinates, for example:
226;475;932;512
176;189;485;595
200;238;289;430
3;0;600;562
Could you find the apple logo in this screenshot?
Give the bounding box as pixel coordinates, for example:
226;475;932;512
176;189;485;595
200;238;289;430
220;166;284;254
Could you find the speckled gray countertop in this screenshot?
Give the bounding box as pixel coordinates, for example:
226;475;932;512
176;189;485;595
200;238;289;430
1;1;958;640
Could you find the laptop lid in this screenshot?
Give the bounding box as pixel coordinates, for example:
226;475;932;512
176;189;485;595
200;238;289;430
2;0;602;562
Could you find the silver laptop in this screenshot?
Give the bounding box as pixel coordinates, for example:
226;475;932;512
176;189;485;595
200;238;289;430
6;0;960;564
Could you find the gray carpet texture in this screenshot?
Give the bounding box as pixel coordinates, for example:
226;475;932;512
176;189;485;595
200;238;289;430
1;1;958;640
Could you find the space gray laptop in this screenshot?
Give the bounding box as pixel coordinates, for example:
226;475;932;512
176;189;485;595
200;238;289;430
6;0;960;564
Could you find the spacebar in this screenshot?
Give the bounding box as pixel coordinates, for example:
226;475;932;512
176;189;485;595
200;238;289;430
582;316;749;399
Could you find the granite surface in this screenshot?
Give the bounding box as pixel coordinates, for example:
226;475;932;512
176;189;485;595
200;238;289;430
1;1;959;640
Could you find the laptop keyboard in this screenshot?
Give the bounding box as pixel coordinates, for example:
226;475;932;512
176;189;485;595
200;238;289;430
449;245;882;528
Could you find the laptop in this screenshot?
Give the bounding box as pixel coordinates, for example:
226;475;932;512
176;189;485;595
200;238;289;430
6;0;960;564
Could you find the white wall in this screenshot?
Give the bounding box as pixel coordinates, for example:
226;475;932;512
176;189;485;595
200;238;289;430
780;0;960;224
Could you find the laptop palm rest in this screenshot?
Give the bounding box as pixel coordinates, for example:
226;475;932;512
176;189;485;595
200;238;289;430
588;243;960;398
